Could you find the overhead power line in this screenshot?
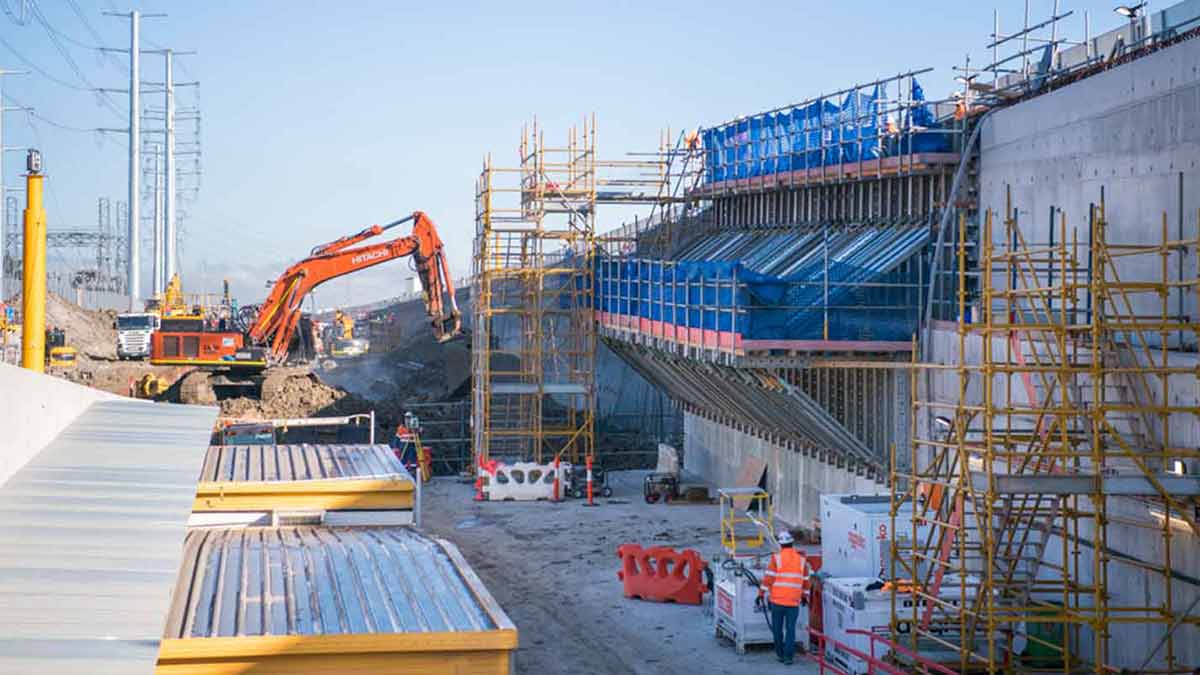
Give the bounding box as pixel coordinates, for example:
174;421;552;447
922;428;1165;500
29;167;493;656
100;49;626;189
2;91;123;149
27;1;124;119
0;0;30;26
0;33;94;91
65;0;117;55
21;0;126;70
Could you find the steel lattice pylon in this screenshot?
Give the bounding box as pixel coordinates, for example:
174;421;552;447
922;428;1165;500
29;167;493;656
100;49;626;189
895;188;1200;673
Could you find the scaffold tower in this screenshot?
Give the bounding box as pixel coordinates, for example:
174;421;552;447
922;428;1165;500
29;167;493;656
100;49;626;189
471;117;696;474
895;188;1200;672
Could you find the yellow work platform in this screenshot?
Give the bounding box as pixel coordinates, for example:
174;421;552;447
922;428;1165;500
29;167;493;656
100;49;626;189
191;444;418;526
157;526;517;674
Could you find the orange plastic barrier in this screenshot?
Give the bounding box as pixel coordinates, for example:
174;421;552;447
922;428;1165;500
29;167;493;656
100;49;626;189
616;543;708;605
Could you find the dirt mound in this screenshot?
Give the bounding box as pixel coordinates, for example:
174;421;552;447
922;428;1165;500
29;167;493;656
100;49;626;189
43;293;117;360
219;370;387;421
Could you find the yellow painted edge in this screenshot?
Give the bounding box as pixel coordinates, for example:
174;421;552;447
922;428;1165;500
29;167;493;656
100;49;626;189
191;491;413;512
157;630;519;660
197;478;414;495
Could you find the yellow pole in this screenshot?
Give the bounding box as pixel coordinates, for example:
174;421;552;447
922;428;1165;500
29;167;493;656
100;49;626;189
21;150;45;372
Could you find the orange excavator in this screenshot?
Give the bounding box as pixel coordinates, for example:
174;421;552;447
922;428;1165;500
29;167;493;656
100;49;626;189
152;212;461;399
247;211;461;362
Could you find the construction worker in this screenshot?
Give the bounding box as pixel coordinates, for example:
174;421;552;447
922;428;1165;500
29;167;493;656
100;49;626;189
390;424;416;470
757;531;808;665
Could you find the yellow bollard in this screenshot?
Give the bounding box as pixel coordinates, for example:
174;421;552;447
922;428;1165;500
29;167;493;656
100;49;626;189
21;150;45;372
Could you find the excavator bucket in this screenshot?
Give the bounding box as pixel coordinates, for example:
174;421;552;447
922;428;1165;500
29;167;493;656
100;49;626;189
434;311;464;343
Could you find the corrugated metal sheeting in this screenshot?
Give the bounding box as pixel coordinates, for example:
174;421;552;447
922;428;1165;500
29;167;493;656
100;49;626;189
674;224;929;279
199;444;407;483
156;525;517;673
165;526;498;639
0;398;218;675
191;444;417;522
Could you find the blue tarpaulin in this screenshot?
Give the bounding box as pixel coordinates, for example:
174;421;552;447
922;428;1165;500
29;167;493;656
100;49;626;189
701;78;949;183
595;226;931;342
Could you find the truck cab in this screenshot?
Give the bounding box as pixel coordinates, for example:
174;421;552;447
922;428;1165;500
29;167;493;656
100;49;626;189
116;312;160;360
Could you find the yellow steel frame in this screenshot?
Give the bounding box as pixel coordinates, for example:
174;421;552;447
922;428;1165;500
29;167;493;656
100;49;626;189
895;189;1200;673
719;487;774;555
156;630;518;674
471;117;677;470
192;477;415;512
472;118;598;467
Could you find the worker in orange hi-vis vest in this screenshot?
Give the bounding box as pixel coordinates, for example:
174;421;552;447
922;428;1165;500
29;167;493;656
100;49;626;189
756;531;810;664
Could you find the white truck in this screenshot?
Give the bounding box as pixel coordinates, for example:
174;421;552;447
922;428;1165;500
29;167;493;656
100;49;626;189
116;312;160;360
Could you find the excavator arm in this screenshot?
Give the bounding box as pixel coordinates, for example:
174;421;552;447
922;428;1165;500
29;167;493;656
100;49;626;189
247;211;461;362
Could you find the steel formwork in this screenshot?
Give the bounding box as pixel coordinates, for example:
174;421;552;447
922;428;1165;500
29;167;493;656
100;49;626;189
895;190;1200;673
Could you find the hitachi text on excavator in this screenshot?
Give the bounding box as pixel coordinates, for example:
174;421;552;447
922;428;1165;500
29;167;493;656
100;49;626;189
151;211;461;398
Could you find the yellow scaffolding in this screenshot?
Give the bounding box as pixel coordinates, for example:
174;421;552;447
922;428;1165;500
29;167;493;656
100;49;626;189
895;188;1200;673
471;118;690;471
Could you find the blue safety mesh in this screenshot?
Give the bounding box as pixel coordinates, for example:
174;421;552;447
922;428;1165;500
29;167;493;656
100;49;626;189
702;78;951;183
595;226;931;342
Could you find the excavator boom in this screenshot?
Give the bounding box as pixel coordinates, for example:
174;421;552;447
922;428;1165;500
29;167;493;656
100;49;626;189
248;211;461;362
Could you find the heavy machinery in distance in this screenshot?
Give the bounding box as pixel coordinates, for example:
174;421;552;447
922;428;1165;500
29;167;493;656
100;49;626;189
153;211;462;399
44;327;78;372
328;309;369;359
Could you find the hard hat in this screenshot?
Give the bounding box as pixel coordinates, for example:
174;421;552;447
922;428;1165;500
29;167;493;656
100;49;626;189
777;531;795;546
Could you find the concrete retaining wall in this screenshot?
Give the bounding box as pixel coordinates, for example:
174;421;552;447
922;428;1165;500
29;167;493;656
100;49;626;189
683;411;880;529
0;362;118;486
980;35;1200;348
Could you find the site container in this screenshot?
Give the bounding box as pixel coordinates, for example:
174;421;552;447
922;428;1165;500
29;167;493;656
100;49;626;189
156;525;517;674
191;444;418;526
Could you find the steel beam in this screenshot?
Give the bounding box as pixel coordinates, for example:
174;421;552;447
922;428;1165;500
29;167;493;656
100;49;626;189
971;472;1200;496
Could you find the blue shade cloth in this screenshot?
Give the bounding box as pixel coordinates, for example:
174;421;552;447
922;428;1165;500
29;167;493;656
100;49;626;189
595;226;930;342
702;78;952;183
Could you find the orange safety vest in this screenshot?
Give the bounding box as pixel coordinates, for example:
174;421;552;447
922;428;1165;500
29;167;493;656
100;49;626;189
762;547;809;607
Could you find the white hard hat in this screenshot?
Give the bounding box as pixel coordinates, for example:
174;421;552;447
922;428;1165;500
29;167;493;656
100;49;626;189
777;531;795;545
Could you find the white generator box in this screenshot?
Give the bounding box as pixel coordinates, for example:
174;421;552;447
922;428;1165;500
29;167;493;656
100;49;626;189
713;556;814;654
820;494;928;579
823;575;977;674
712;557;773;654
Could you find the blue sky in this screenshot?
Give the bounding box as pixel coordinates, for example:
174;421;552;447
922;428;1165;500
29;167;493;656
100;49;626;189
1;0;1140;306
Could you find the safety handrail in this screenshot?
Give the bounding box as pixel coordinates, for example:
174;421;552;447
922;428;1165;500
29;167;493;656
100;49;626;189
846;629;959;675
807;628;905;675
804;627;963;675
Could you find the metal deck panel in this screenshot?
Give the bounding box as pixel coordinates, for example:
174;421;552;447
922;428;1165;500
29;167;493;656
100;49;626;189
164;526;503;639
0;399;218;675
199;444;410;483
675;224;930;279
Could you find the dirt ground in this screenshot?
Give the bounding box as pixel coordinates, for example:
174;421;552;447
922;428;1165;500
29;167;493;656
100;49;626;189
44;292;119;360
219;369;354;419
421;471;821;675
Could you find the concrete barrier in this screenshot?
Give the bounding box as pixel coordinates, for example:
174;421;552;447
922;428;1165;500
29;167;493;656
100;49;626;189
483;461;568;501
0;362;119;486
